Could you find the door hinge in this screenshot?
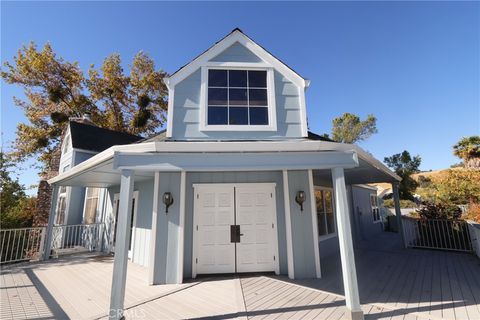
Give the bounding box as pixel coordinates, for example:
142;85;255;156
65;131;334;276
272;223;274;229
271;193;273;198
196;258;198;264
196;225;198;231
273;255;276;261
197;194;199;199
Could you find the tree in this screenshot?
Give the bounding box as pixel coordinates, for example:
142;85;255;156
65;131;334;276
1;42;168;174
384;150;422;200
453;136;480;168
330;113;377;144
0;153;37;228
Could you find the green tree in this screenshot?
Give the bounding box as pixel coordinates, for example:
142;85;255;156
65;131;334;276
330;113;377;144
0;153;36;228
1;42;168;173
384;151;422;200
453;136;480;168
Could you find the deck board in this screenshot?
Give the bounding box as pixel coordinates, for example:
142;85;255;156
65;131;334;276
1;232;479;320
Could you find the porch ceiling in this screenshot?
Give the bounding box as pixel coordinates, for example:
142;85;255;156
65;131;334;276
48;140;400;187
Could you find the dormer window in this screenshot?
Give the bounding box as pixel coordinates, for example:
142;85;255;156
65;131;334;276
200;67;277;131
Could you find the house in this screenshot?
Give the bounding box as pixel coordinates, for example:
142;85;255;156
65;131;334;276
46;28;403;320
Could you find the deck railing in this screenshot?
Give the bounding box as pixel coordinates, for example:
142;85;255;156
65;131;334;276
402;216;473;252
0;223;105;264
50;223;104;256
0;227;46;264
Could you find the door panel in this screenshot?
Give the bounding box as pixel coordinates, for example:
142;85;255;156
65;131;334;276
195;187;236;274
235;186;276;273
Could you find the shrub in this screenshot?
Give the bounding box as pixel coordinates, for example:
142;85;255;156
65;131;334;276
382;198;416;208
464;202;480;223
416;201;462;220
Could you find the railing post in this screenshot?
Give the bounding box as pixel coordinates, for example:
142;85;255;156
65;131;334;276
43;184;59;260
38;227;46;261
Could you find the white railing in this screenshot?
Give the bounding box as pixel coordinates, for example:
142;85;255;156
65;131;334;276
0;227;46;264
0;223;105;264
50;223;104;256
402;216;473;252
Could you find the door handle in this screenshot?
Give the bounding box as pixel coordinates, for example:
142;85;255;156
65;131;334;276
230;225;242;243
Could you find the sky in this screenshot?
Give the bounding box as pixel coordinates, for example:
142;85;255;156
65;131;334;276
1;1;479;195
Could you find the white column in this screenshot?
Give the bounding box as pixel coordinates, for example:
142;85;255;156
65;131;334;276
109;170;135;320
282;170;295;279
148;172;160;285
392;183;406;248
308;169;321;278
42;184;59;260
331;167;364;320
177;171;186;284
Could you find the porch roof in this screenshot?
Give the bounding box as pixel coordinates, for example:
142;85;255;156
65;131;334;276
47;140;401;187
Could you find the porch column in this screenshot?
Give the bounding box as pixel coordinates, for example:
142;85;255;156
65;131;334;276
331;167;363;320
392;183;406;248
42;184;59;260
109;170;135;320
148;172;160;285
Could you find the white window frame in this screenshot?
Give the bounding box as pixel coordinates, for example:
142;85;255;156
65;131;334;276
370;194;381;223
199;64;277;132
83;187;101;224
315;186;337;241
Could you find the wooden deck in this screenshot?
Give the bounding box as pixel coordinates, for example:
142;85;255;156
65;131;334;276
1;232;479;320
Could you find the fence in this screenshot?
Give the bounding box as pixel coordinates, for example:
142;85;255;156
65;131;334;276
402;216;473;252
0;223;104;264
0;227;46;264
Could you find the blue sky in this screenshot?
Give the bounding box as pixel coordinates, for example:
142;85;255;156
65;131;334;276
1;1;479;194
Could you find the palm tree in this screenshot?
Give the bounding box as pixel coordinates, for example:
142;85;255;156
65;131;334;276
453;136;480;168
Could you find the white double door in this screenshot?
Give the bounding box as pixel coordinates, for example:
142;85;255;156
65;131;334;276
193;183;278;276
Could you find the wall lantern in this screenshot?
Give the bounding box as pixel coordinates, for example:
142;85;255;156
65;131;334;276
163;192;174;214
295;191;306;212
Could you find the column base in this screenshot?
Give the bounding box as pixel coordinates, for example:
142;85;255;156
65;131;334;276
346;309;364;320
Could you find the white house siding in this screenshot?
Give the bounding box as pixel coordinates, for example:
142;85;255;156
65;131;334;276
170;45;304;140
351;185;383;241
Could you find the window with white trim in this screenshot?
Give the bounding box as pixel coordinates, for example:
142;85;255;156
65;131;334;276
56;186;67;225
206;69;271;127
84;188;100;224
371;194;380;223
315;187;336;238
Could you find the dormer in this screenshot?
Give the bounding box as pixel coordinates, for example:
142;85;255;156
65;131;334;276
164;28;310;140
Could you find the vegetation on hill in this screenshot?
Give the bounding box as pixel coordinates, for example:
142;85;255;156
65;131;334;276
384;150;421;200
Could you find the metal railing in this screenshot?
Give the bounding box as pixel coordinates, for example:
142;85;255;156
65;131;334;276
402;216;473;252
0;227;46;264
0;223;105;264
51;223;104;256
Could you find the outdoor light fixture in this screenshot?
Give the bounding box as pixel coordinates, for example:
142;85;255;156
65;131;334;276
163;192;174;214
295;191;306;212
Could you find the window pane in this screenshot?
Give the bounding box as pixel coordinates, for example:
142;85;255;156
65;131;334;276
229;88;248;105
229;107;248;125
208;88;227;105
229;70;247;87
208;70;227;87
249;107;268;125
326;211;335;234
249;89;268;106
318;213;327;236
129;199;135;250
248;71;267;87
208;107;228;125
325;190;333;213
56;197;66;225
85;198;98;224
315;190;324;213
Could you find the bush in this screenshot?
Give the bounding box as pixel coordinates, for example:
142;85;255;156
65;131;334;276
382;198;416;208
464;202;480;223
416;201;462;220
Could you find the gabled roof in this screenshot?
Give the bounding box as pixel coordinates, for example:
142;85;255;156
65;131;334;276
165;28;309;89
69;121;142;152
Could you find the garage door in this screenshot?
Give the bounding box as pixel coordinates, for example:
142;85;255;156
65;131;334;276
193;183;278;276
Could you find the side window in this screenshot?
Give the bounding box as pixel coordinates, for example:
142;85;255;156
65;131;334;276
315;187;336;238
55;186;68;225
84;188;100;224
